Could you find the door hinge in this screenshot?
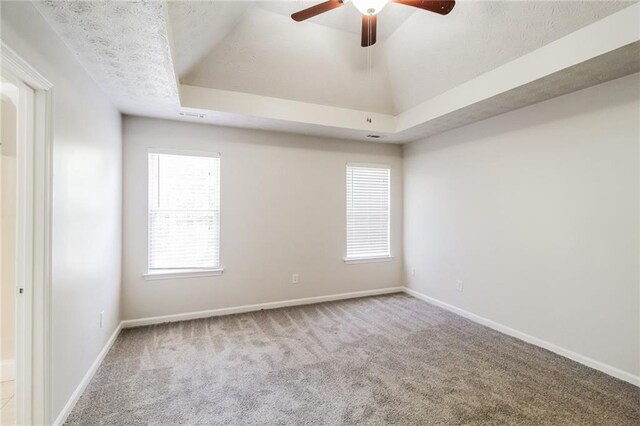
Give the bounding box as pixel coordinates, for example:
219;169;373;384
18;288;24;294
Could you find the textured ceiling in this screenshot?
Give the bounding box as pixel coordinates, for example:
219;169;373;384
34;0;179;116
32;0;639;143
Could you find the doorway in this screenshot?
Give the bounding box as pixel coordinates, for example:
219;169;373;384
1;69;37;426
0;75;20;425
0;40;53;425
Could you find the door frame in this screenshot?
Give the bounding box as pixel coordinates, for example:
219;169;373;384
1;40;53;425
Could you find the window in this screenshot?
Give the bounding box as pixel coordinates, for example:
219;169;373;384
346;164;391;261
147;151;221;277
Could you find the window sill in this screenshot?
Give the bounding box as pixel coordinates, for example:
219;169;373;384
344;256;394;265
143;268;224;281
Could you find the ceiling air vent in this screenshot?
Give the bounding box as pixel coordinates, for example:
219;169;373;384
367;134;382;139
178;111;206;119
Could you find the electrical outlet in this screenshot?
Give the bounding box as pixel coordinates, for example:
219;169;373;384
411;268;416;277
100;311;104;328
292;273;299;284
456;280;463;292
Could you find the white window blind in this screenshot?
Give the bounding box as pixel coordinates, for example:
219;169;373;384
148;152;220;271
346;164;390;259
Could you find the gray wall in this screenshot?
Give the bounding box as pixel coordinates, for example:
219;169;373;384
122;116;403;320
403;73;640;377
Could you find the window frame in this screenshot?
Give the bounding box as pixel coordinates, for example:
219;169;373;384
143;148;223;280
344;162;393;264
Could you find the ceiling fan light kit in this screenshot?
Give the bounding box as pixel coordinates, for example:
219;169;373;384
351;0;391;16
291;0;456;47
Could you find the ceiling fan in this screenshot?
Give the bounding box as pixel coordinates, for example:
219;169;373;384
291;0;456;47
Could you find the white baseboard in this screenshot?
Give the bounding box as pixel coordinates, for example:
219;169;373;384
403;287;640;388
53;322;123;426
53;287;401;424
54;285;636;426
122;287;404;328
0;359;15;381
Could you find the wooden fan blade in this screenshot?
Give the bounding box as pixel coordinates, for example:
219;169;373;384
391;0;455;15
361;15;377;47
291;0;345;22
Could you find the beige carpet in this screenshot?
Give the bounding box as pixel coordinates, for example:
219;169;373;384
67;294;639;425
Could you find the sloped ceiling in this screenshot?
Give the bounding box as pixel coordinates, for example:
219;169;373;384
168;0;251;77
181;7;396;114
177;0;633;114
383;0;637;111
33;0;640;143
